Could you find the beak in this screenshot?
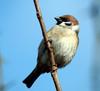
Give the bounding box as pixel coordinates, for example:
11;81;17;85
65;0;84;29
54;17;62;22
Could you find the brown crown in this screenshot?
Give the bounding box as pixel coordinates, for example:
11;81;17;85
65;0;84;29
59;15;79;25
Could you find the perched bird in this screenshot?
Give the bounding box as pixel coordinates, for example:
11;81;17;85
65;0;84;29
23;15;80;88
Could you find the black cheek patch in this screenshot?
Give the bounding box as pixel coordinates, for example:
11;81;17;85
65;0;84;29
65;22;72;26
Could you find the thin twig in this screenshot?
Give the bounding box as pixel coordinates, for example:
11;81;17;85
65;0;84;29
33;0;62;91
0;55;4;91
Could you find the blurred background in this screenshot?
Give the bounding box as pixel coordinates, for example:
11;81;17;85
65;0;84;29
0;0;100;91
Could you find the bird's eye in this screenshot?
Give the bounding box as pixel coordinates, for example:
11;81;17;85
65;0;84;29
65;22;72;26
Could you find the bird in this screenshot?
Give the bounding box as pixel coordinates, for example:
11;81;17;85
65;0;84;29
23;15;80;88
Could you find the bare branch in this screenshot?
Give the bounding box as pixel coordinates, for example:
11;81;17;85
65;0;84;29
33;0;62;91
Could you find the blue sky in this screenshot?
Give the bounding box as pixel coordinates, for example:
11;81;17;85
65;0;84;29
0;0;94;91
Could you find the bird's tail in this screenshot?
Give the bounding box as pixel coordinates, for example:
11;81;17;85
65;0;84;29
23;66;43;88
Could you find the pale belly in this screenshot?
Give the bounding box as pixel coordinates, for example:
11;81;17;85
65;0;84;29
40;36;78;68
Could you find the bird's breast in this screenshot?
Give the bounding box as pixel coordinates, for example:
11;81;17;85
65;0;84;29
38;26;79;68
52;35;78;68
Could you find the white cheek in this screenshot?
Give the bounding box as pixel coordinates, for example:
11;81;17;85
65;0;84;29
60;22;66;27
59;22;71;29
72;25;79;31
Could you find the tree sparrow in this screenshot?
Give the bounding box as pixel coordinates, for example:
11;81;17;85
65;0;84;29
23;15;80;88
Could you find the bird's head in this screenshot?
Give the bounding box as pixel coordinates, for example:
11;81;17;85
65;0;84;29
55;15;80;34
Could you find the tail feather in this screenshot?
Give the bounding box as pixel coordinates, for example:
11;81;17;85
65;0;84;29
23;67;42;88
